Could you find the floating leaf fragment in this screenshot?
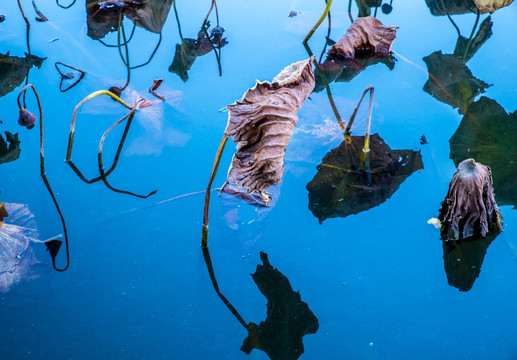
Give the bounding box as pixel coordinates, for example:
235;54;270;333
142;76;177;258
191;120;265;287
438;158;503;241
221;57;316;206
328;17;397;59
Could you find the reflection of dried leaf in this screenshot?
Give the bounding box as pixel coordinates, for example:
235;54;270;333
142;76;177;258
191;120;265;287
222;57;315;206
453;17;493;63
328;17;397;59
450;97;517;207
473;0;514;13
306;134;423;223
438;159;503;241
0;52;45;98
0;132;21;165
423;51;490;114
442;234;495;292
241;252;319;360
425;0;478;15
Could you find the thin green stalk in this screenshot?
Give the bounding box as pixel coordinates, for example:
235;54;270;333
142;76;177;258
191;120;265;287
463;11;480;62
303;0;332;43
202;135;228;247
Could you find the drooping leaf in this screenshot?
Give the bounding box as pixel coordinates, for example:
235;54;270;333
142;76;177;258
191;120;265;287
453;16;493;62
0;52;45;98
328;17;397;59
438;158;503;241
449;97;517;207
473;0;514;13
241;252;319;360
306;134;423;223
0;132;21;165
442;233;496;292
423;51;490;114
221;57;315;206
424;0;478;16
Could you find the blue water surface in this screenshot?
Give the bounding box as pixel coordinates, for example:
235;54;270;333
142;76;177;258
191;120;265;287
1;1;517;359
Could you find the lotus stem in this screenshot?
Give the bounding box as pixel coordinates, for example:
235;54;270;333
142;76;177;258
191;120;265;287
17;0;30;25
345;85;374;135
202;0;218;28
32;0;49;22
348;0;353;23
55;62;86;92
325;83;345;131
440;0;462;37
17;84;70;272
202;247;248;328
99;24;136;47
130;33;162;70
56;0;76;9
173;0;184;40
463;10;480;63
202;135;228;247
66;90;132;162
117;10;131;92
303;0;333;43
363;86;374;153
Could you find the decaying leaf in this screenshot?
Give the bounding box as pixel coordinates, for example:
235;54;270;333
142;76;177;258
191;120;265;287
438;159;503;241
0;132;21;165
306;134;423;223
423;51;490;114
0;52;45;98
425;0;478;16
241;252;319;360
450;97;517;207
442;234;495;292
221;57;316;206
453;17;493;63
473;0;514;13
328;17;397;59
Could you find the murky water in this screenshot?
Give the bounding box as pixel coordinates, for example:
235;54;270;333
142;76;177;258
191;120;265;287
1;1;517;359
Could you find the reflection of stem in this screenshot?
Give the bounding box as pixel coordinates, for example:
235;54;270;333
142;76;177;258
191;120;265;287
97;111;157;198
56;0;76;9
202;0;219;28
202;247;248;329
463;11;480;62
55;62;87;92
345;85;374;153
98;23;136;47
173;0;184;40
440;0;462;37
17;0;31;107
348;0;353;23
17;84;70;272
117;10;131;92
303;0;332;43
202;136;228;247
318;0;332;64
130;33;162;70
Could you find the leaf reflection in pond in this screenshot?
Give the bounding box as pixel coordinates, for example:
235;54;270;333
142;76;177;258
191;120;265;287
0;52;45;98
0;131;21;165
450;97;517;208
307;134;423;223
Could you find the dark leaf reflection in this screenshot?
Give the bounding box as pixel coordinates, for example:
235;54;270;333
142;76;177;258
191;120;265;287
0;131;21;165
0;52;45;98
202;248;318;360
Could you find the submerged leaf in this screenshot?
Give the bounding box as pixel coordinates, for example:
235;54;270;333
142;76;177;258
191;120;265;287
438;159;503;241
241;252;319;360
473;0;514;13
222;57;316;206
306;134;423;223
0;131;21;165
328;17;397;59
449;97;517;207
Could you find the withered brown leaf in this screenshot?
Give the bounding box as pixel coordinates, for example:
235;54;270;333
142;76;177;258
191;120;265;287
473;0;514;13
222;57;316;206
328;17;397;59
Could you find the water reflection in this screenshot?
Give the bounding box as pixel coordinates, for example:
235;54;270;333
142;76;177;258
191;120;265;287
0;52;45;98
307;134;423;223
202;248;318;360
0;131;21;165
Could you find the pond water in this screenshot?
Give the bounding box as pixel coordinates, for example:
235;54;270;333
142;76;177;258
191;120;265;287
1;1;517;359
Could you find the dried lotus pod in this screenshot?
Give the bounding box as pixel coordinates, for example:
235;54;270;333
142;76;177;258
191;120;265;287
438;158;503;240
18;108;37;129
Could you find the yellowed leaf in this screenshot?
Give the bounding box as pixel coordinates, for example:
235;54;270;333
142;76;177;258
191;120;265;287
473;0;514;13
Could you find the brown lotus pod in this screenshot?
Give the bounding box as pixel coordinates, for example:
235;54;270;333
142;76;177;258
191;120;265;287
328;17;397;59
438;158;503;240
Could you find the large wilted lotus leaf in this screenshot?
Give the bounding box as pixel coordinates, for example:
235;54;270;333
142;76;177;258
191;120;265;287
425;0;478;15
86;0;146;40
453;17;493;63
222;57;315;206
306;134;423;223
438;159;503;241
241;252;319;360
0;52;45;98
473;0;514;13
328;17;397;59
0;132;21;165
450;97;517;207
442;233;495;292
130;0;173;33
423;51;490;114
0;203;42;293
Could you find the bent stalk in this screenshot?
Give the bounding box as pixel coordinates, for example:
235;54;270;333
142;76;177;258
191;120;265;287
344;85;374;152
303;0;333;43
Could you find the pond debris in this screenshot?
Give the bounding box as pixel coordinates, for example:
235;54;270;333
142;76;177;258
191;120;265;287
420;134;429;144
202;57;315;247
65;87;158;199
48;37;60;43
288;10;299;17
55;62;86;92
0;15;5;22
437;158;503;241
148;78;166;101
0;132;21;165
382;0;394;14
31;0;49;21
328;17;397;59
16;84;70;272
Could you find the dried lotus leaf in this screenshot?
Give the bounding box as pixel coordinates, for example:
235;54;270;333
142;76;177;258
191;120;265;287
328;17;397;59
223;57;316;206
473;0;514;13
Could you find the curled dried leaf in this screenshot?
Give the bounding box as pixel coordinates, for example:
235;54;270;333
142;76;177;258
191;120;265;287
222;57;316;206
328;17;397;59
473;0;514;13
438;159;503;241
